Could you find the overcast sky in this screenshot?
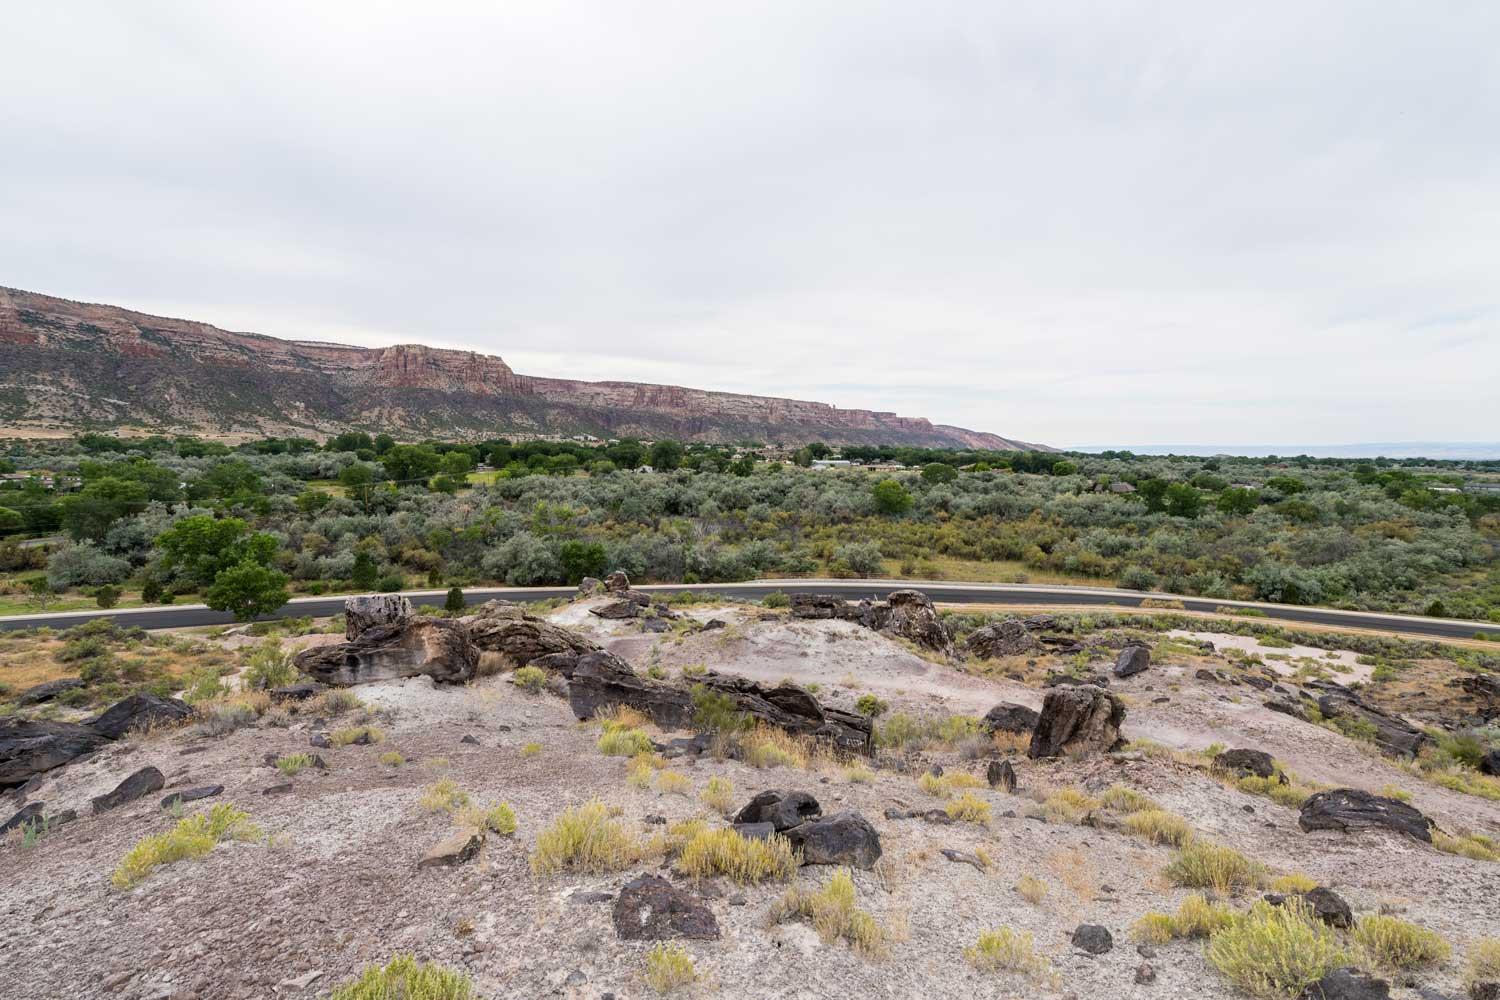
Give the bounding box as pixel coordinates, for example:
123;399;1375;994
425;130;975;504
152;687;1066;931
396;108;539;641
4;2;1497;448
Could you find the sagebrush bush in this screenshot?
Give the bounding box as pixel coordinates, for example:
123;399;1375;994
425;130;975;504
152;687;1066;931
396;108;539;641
1268;873;1318;894
1434;830;1500;862
530;800;640;876
845;764;874;784
112;803;260;889
1351;915;1451;970
655;770;692;797
275;753;314;776
741;725;808;768
598;726;654;757
511;665;547;693
945;792;991;824
458;801;517;836
240;640;298;690
700;776;735;815
1100;784;1160;813
676;827;799;884
1205;899;1347;997
644;942;695;994
1467;937;1500;990
329;955;475;1000
420;779;471;814
774;869;885;955
1032;787;1101;824
379;751;405;767
1165;840;1265;894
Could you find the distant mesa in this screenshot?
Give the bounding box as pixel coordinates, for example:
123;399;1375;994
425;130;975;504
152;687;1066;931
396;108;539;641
0;286;1047;449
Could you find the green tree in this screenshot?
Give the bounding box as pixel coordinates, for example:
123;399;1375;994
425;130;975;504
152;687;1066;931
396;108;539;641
921;462;957;484
444;586;466;615
729;456;755;477
606;440;644;469
558;539;607;584
1136;478;1169;513
0;507;22;532
205;561;290;621
373;433;396;454
1050;460;1078;476
382;445;442;484
59;477;149;541
1218;487;1259;515
872;478;913;515
156;515;277;589
94;585;120;609
649;440;684;471
351;550;379;590
1164;482;1203;518
338;463;376;490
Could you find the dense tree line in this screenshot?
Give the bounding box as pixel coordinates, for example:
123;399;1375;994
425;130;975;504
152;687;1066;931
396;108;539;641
2;434;1498;621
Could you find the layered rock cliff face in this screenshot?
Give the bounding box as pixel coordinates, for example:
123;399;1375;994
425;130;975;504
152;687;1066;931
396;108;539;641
0;287;1045;449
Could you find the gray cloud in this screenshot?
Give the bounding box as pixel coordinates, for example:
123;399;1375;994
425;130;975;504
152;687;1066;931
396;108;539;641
4;2;1497;446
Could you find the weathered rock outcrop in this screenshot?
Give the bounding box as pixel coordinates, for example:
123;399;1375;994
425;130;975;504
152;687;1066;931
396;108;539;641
1297;788;1433;843
84;693;191;741
567;652;873;754
965;619;1038;659
295;617;477;686
13;678;86;707
1314;688;1432;759
345;594;414;640
1456;673;1500;721
1213;748;1281;781
789;590;952;655
1028;684;1126;759
1113;643;1151;679
982;702;1040;735
0;720;108;788
462;602;599;670
589;592;651;620
732;790;821;832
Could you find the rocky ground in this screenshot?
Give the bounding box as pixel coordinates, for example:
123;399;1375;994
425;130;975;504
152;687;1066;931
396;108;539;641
1;586;1498;1000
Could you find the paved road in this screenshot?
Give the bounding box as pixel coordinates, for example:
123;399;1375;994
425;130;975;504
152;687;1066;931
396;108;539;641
0;580;1493;642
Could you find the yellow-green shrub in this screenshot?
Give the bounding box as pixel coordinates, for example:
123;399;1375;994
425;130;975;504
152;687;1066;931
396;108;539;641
1165;840;1265;894
1351;915;1451;970
775;869;885;956
1123;809;1194;846
644;942;695;994
112;803;260;889
529;800;641;876
329;955;474;1000
675;827;798;884
700;776;735;815
965;927;1050;979
1205;899;1347;997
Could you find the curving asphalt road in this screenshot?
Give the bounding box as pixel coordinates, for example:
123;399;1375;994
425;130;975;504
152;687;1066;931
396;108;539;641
0;580;1494;642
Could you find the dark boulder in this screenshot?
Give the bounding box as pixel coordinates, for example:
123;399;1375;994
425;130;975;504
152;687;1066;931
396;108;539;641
1480;750;1500;777
295;617;477;686
91;766;165;814
0;719;109;787
965;619;1038;659
1028;685;1126;759
13;678;86;707
578;576;601;595
1304;968;1391;1000
782;811;881;869
86;693;192;740
1113;644;1151;679
789;594;860;621
344;594;414;640
612;874;719;941
269;682;324;702
1457;673;1500;722
0;801;44;835
731;822;777;841
462;601;601;667
879;590;954;656
987;759;1017;793
982;703;1040;735
567;653;873;755
1302;887;1354;928
1264;695;1310;721
1071;924;1113;955
1315;691;1432;759
1213;748;1282;782
732;790;821;832
640;617;671;634
1298;789;1433;843
159;785;224;810
603;570;631;593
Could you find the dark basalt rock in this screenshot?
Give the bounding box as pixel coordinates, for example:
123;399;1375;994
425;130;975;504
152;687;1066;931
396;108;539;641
13;678;86;707
1298;788;1433;843
982;703;1040;735
459;602;601;674
1457;673;1500;721
1264;695;1310;721
567;652;874;755
1072;924;1113;955
0;801;44;834
603;570;631;593
1480;750;1500;777
640;617;671;633
1315;689;1433;759
965;619;1039;659
577;576;602;596
1214;748;1282;782
1028;685;1126;759
1304;968;1391;1000
590;591;652;620
269;682;324;702
731;822;776;841
85;693;191;741
732;790;821;832
295;616;477;686
91;766;165;814
782;811;881;869
1113;644;1151;679
159;785;224;810
612;874;720;941
0;719;109;788
790;590;953;655
987;759;1017;793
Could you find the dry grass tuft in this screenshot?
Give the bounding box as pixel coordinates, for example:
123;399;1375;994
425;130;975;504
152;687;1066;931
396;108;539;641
655;770;692;797
598;726;654;757
945;792;992;825
112;803;260;889
420;779;471;814
675;826;799;884
275;752;314;776
774;869;886;956
329;955;475;1000
1351;915;1451;970
457;801;517;836
330;725;384;746
740;725;810;769
1100;784;1160;813
1015;875;1047;904
1434;830;1500;863
1164;840;1265;895
529;800;641;876
964;927;1051;980
1268;873;1318;894
1123;809;1195;846
644;942;695;994
1467;937;1500;991
700;776;735;815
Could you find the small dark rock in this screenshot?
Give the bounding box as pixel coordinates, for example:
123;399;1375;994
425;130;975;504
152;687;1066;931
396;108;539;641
1298;789;1433;843
982;702;1041;735
159;785;224;809
309;733;333;749
1135;963;1156;984
1071;924;1113;955
1304;967;1391;1000
85;693;191;741
1113;644;1150;679
612;874;720;941
1214;748;1282;782
0;801;44;835
91;766;166;814
569;891;615;905
459;735;480;746
262;783;295;795
986;759;1017;793
940;848;986;871
14;678;86;707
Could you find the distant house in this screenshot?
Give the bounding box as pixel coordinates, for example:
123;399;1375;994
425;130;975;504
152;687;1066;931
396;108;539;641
811;459;852;470
1464;482;1500;494
1109;482;1137;494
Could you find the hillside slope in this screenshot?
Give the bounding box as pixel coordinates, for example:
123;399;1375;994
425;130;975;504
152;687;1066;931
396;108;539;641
0;287;1044;449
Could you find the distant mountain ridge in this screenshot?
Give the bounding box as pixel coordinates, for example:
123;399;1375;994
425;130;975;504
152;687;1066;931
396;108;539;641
0;287;1046;450
1076;442;1500;460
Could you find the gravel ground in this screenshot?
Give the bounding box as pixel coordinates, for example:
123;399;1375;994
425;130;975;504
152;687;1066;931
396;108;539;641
1;612;1496;1000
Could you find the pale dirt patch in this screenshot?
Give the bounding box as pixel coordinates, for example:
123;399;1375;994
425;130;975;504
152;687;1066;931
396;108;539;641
1167;629;1373;683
